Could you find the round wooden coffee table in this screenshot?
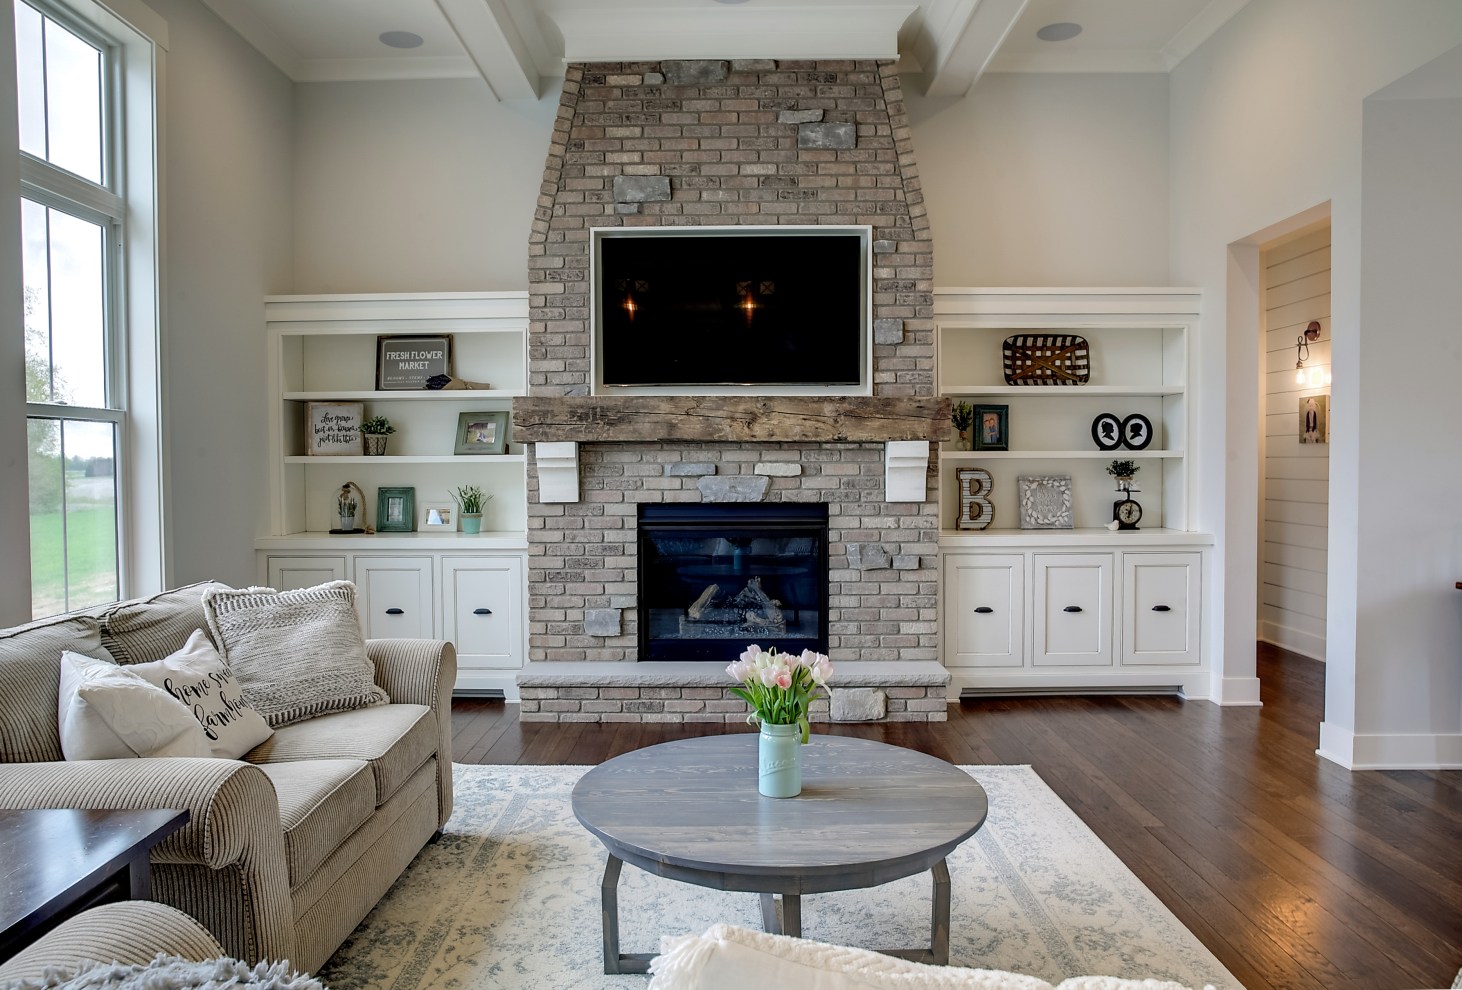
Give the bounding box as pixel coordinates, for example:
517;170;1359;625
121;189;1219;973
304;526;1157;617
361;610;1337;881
571;733;988;974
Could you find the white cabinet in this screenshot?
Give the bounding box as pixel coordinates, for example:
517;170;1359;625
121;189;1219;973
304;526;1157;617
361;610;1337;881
1032;554;1113;667
354;557;434;640
940;537;1210;698
267;556;346;591
1122;552;1201;666
441;557;524;678
257;548;526;698
942;553;1024;668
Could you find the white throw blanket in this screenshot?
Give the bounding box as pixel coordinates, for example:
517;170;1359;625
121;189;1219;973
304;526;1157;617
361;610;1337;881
648;925;1216;990
6;955;325;990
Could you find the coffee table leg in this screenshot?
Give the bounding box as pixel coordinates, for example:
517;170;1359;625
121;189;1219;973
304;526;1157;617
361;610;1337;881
759;893;779;933
758;893;802;938
598;855;654;975
930;858;951;965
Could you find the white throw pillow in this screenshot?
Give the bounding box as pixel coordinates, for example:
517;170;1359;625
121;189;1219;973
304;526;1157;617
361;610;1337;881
128;629;274;759
57;652;212;760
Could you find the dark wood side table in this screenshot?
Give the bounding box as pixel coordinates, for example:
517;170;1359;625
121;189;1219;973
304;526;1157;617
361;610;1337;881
0;808;189;963
572;734;988;974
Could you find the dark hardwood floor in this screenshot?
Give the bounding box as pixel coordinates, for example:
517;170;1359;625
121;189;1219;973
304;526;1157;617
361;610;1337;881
450;645;1462;990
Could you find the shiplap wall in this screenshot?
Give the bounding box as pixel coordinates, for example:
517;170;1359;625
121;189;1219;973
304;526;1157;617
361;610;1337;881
1259;226;1331;660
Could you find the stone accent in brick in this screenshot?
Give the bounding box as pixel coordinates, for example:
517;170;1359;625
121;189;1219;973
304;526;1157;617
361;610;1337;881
778;109;824;124
613;176;671;204
614;203;641;215
583;608;623;636
697;475;770;502
753;462;802;477
731;59;777;72
643;72;665;84
797;122;856;149
892;554;921;571
873;318;905;345
666;462;716;476
847;543;891;570
662;59;727;85
830;687;887;721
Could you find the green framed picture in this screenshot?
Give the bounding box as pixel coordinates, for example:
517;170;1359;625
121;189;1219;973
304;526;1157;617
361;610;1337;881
376;486;416;533
454;411;510;456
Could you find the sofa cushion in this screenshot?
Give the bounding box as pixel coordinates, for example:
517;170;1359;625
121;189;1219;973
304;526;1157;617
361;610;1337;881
57;650;213;760
203;582;389;728
0;615;114;763
99;581;229;665
255;758;375;887
245;704;434;807
127;630;274;759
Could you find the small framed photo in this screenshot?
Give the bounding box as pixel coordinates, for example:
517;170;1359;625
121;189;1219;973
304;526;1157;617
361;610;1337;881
1121;413;1154;451
376;335;453;391
454;411;510;456
420;502;455;530
973;405;1009;451
376;487;416;533
307;401;363;456
1018;475;1074;530
1091;412;1123;451
1299;394;1328;444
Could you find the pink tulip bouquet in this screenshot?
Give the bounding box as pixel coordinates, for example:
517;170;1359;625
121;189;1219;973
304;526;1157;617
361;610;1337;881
725;644;834;744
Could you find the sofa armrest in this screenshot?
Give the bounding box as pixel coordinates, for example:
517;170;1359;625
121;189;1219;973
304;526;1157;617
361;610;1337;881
367;638;456;827
0;758;285;873
0;902;225;985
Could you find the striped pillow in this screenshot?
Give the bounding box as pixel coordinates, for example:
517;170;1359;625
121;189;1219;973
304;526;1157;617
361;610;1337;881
202;581;389;728
0;615;114;763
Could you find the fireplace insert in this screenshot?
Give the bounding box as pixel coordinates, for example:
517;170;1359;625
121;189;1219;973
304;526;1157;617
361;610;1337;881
636;503;829;661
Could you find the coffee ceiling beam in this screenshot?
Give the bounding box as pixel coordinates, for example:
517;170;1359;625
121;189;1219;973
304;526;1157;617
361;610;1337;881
511;396;955;444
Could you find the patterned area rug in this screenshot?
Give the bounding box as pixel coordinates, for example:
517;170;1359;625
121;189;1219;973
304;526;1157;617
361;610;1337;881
317;764;1239;990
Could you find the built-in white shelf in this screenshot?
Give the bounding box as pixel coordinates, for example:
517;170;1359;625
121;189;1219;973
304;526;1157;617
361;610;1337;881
283;454;526;465
256;532;528;551
942;449;1182;460
283;390;523;401
938;527;1213;548
941;385;1186;397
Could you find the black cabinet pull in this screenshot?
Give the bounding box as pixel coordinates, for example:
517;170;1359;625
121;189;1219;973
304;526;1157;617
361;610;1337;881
385;608;404;615
473;608;493;615
1062;605;1083;613
973;606;994;614
1151;604;1172;612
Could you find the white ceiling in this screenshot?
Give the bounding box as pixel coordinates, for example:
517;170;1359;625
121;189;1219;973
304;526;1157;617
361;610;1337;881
198;0;1252;100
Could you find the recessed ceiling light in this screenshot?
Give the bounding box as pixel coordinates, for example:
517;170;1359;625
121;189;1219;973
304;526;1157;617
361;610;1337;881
379;30;424;49
713;0;751;5
1035;22;1082;42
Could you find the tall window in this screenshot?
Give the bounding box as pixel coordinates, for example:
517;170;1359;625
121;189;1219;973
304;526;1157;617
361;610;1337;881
15;0;163;618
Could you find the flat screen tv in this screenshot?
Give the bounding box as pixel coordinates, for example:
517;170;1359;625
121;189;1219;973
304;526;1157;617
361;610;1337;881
592;226;871;393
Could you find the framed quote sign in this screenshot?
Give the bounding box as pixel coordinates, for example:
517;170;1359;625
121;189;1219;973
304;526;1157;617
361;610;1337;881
376;335;453;390
307;401;363;455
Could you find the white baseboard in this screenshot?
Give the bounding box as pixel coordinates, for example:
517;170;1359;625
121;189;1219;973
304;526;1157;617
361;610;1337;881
1318;721;1462;769
1260;621;1326;661
1211;675;1262;706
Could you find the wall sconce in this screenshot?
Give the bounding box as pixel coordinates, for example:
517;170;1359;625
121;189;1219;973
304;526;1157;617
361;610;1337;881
1294;321;1325;385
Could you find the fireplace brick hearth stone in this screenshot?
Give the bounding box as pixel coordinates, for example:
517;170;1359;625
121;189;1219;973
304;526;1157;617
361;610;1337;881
519;59;941;723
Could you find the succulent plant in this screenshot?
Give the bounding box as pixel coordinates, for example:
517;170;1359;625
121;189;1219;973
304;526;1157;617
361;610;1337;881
361;415;396;436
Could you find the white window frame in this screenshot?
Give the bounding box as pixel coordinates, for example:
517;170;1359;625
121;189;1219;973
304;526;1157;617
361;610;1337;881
18;0;167;612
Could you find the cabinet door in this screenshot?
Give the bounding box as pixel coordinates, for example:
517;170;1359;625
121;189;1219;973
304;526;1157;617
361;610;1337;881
942;553;1025;668
1122;553;1201;666
266;556;346;591
441;557;524;671
1033;554;1113;667
354;557;435;640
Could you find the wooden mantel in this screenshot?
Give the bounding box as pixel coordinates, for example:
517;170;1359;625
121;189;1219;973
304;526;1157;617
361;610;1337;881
511;395;955;444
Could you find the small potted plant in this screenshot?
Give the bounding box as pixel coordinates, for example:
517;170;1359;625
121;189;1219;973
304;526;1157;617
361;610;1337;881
451;484;493;535
361;415;396;456
1107;459;1140;491
951;401;974;450
337;491;358;531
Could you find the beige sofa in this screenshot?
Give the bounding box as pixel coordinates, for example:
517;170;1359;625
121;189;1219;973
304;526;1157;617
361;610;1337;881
0;584;456;974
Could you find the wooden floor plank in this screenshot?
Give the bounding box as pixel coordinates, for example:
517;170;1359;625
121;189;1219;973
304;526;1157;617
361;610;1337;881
447;648;1462;989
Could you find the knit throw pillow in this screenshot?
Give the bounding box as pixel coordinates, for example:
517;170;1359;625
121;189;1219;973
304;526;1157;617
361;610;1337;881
202;581;388;728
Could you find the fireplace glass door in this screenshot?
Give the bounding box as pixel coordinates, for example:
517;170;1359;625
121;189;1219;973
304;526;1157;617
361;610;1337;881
637;504;828;661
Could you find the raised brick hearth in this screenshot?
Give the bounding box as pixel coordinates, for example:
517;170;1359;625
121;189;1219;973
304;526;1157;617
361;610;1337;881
517;58;945;721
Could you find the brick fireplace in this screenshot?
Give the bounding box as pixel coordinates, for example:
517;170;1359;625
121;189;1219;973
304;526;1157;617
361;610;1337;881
515;59;948;722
